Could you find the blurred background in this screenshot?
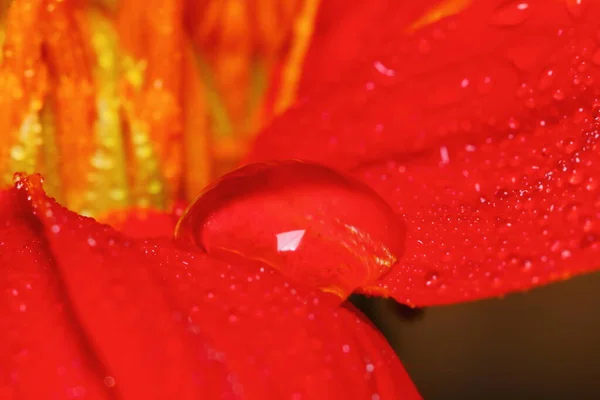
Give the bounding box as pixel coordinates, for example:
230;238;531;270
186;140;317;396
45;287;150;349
356;272;600;399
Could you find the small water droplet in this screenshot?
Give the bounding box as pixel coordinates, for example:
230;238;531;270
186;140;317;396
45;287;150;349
585;176;598;191
569;170;584;185
478;76;493;94
175;161;406;297
103;376;116;388
491;1;530;27
373;60;396;77
592;48;600;65
539;69;555;90
524;97;536;108
553;89;565;100
580;233;598;248
424;271;440;287
418;39;431;54
565;0;588;19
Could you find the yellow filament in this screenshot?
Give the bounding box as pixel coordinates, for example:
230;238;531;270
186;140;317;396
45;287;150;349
274;0;320;114
86;9;130;215
407;0;473;32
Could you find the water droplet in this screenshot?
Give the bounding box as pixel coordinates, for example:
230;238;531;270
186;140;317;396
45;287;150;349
418;39;431;54
592;48;600;66
373;60;396;77
491;1;530;27
539;69;555;90
553;89;565;101
565;0;588;20
586;176;598;191
569;169;584;185
580;233;599;248
478;76;493;94
507;117;520;130
424;271;440;287
175;161;405;297
103;376;116;388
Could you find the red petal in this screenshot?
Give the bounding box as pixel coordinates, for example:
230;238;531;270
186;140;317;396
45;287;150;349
299;0;448;95
100;208;179;239
16;174;219;399
249;0;600;305
10;175;420;398
0;187;109;399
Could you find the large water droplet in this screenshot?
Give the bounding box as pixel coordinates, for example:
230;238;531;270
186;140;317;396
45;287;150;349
491;1;531;27
175;161;405;297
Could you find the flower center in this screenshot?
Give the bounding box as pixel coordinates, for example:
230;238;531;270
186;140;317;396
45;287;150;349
0;0;320;217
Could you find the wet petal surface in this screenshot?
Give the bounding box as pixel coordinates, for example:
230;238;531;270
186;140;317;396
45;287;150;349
250;0;600;305
1;175;420;398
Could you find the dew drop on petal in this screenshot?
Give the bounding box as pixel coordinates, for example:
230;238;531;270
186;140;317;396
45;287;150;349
565;0;588;20
174;161;406;297
592;48;600;66
491;1;531;27
424;271;440;287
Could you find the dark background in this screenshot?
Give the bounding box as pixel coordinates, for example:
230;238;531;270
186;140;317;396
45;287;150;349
355;272;600;399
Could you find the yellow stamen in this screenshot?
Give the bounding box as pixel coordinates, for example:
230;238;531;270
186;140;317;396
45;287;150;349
407;0;473;32
274;0;320;114
0;0;47;188
0;0;321;216
87;9;130;214
182;42;211;200
38;99;62;201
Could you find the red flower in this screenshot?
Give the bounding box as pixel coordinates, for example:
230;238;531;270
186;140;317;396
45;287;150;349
2;0;600;398
251;0;600;305
1;174;419;398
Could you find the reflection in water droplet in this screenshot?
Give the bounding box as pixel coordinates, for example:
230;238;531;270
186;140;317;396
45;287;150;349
276;230;306;252
175;161;405;298
491;1;530;27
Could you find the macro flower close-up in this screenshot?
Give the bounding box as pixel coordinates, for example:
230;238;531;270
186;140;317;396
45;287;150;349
1;0;599;399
